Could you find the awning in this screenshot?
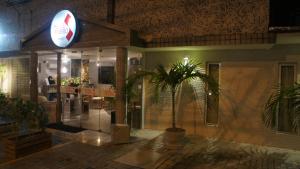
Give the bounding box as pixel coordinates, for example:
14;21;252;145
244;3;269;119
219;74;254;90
21;16;144;51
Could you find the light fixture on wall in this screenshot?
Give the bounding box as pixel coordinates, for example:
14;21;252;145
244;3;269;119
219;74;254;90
62;54;70;63
61;66;68;73
183;56;189;65
97;137;101;145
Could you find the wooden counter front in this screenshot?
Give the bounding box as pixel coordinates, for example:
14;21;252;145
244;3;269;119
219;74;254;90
60;86;116;97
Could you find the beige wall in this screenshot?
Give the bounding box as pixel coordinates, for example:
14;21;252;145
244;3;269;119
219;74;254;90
143;44;300;150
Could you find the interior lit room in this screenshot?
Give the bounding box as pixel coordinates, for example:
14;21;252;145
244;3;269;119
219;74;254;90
37;48;143;132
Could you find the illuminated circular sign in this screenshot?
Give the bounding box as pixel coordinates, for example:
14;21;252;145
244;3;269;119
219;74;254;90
50;10;77;48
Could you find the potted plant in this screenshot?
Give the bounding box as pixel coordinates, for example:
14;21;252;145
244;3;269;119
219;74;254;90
2;98;51;160
62;77;81;87
127;62;218;148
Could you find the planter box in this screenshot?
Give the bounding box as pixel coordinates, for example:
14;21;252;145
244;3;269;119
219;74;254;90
111;124;130;144
163;128;186;149
3;131;52;160
0;122;17;140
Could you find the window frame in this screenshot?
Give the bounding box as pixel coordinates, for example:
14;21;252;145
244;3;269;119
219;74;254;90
205;62;221;127
276;63;297;134
98;65;116;85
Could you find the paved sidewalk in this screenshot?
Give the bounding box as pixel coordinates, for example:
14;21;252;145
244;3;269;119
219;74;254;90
0;129;163;169
0;130;300;169
153;137;300;169
0;141;145;169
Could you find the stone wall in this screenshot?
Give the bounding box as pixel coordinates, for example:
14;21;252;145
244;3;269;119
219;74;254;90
116;0;269;40
0;0;269;51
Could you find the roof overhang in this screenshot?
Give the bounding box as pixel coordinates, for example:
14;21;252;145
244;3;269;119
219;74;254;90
21;16;144;51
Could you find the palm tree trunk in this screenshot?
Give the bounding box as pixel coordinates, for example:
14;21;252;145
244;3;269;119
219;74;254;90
172;88;176;129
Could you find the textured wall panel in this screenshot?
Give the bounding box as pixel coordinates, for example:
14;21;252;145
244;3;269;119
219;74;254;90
0;0;269;48
115;0;269;40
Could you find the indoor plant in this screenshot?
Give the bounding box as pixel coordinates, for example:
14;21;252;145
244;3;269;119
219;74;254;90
62;77;81;87
127;61;218;148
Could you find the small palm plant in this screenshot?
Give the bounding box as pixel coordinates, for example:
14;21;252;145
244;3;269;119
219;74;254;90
264;83;300;133
127;61;218;130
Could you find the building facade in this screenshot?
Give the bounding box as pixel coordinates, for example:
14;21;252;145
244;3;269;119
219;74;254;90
1;0;300;150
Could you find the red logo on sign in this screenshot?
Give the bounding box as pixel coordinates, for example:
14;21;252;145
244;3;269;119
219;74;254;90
51;10;77;47
64;14;74;41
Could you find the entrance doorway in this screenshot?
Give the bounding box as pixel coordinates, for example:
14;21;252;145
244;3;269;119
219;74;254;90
37;48;143;131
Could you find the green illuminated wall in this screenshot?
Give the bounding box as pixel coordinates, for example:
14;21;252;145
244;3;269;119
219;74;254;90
142;44;300;150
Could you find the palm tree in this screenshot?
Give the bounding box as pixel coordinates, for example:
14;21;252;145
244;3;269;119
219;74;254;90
127;62;218;130
264;83;300;133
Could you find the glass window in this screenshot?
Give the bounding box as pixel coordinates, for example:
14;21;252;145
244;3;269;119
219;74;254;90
278;64;296;132
206;63;219;125
98;66;115;84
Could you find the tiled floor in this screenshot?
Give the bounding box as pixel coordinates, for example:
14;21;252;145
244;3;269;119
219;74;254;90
47;128;163;147
62;108;112;132
156;137;300;169
73;130;111;146
0;142;143;169
47;129;112;147
131;129;164;140
1;129;300;169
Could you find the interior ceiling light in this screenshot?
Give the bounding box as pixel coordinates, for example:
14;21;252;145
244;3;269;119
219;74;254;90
61;66;68;74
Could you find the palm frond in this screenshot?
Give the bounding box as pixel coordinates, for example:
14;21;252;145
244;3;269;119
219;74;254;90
126;61;219;129
126;70;154;102
264;83;300;133
263;92;281;128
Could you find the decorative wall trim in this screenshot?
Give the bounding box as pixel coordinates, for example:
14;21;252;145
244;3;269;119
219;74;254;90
146;33;276;48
